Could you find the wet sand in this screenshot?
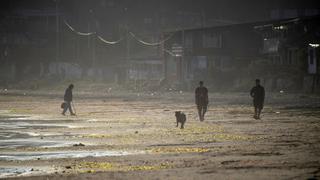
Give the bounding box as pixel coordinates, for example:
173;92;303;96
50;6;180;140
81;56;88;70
0;90;319;179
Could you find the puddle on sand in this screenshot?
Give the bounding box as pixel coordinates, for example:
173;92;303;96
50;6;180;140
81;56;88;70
0;166;55;178
0;114;79;133
0;121;74;131
0;131;38;140
0;114;82;149
0;167;31;178
0;138;74;149
0;150;144;161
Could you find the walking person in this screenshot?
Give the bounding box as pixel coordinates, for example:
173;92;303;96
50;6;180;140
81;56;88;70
195;81;208;121
62;84;76;116
250;79;265;119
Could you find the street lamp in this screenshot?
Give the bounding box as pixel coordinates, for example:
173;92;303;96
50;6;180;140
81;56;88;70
309;43;320;48
308;42;319;93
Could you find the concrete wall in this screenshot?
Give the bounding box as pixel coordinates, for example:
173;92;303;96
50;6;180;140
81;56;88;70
0;63;16;84
48;62;82;79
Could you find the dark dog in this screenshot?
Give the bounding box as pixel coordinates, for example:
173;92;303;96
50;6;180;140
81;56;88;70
175;111;186;129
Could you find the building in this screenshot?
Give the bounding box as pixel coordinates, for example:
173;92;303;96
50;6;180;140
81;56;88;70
255;15;320;92
163;15;320;92
163;22;262;90
0;7;60;84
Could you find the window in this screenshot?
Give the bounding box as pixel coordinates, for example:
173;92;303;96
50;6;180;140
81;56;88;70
272;56;280;65
309;49;314;65
263;38;280;53
202;32;221;48
287;49;299;65
185;33;193;49
144;18;152;24
214;58;221;67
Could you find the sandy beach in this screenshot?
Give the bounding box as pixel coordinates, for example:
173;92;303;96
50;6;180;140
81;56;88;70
0;89;319;179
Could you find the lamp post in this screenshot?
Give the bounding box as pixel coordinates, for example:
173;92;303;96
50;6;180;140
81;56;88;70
55;0;60;62
308;43;319;93
172;43;183;82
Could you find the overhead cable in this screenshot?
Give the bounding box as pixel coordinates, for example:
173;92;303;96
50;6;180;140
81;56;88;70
64;20;96;36
64;20;123;44
97;35;123;45
129;32;175;46
64;20;173;46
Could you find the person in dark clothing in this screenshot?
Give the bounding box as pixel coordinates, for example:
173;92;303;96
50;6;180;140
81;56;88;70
62;84;75;116
250;79;265;119
195;81;208;121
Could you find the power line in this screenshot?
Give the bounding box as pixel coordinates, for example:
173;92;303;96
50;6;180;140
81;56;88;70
64;20;96;36
64;20;123;45
129;31;175;46
64;20;175;46
97;35;123;45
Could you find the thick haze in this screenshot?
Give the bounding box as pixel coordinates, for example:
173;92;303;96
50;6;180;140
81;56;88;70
1;0;320;23
0;0;319;91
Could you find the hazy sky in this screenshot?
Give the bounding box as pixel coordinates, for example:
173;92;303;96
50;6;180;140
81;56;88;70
1;0;319;24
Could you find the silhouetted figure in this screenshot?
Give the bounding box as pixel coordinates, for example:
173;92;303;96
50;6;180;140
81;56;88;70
62;84;75;116
175;111;186;129
195;81;208;121
250;79;265;119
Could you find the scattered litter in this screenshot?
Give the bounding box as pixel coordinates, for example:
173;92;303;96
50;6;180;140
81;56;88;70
2;89;8;93
107;87;112;93
73;143;85;147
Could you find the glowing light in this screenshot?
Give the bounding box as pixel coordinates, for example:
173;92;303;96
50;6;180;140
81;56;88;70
309;43;320;48
273;25;287;30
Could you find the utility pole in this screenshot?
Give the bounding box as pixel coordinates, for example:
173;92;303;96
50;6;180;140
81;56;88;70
92;35;96;68
181;30;185;83
89;9;96;68
126;26;130;64
55;0;60;62
125;7;130;82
